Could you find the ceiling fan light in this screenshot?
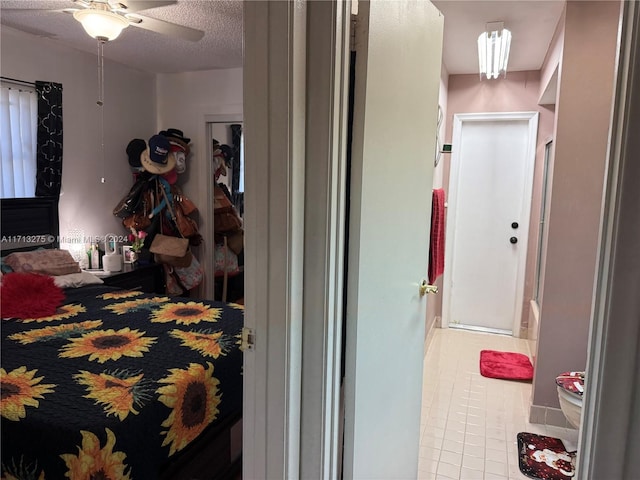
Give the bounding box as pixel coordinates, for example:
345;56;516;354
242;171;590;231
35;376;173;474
73;9;129;42
478;22;511;80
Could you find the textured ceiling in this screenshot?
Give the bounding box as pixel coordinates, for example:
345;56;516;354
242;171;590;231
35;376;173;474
0;0;243;73
1;0;565;76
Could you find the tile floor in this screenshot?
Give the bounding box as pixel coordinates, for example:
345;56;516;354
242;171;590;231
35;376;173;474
418;328;579;480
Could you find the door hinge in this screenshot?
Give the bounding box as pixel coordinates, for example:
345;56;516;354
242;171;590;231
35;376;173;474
240;327;255;351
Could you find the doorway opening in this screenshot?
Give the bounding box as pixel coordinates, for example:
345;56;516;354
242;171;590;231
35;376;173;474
205;116;244;303
442;112;538;337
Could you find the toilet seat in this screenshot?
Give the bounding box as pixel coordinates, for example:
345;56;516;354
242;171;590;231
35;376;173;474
555;371;584;398
556;371;584;429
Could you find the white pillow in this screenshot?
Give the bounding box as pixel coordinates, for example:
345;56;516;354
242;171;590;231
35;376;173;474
53;271;104;289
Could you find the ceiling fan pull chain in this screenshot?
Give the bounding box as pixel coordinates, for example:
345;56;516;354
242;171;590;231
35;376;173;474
97;40;105;107
96;39;106;183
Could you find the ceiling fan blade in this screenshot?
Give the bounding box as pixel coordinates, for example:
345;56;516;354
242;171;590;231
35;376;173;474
72;0;93;8
0;8;74;13
0;22;58;38
126;14;204;42
117;1;177;13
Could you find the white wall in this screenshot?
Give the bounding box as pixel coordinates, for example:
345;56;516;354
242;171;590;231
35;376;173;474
1;27;156;246
156;69;243;298
1;28;243;280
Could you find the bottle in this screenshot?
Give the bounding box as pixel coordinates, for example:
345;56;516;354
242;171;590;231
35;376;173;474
90;243;100;270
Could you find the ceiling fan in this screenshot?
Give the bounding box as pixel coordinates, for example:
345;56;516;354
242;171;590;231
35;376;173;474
4;0;205;42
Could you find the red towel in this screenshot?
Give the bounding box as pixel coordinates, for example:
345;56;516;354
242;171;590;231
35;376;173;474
428;188;445;285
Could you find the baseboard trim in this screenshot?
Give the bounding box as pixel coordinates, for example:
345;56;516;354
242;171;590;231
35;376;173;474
529;404;576;430
424;316;439;355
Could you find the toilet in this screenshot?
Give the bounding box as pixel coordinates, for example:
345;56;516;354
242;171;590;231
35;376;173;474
556;371;585;429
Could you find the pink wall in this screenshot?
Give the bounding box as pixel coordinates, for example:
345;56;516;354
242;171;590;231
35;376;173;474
539;8;566;102
532;0;621;408
442;71;555;335
425;64;449;345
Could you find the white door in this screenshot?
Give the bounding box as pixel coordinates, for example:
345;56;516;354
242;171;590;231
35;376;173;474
443;112;538;334
343;1;443;479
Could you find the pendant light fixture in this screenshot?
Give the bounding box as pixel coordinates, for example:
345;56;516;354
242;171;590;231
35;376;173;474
478;22;512;80
73;5;128;183
73;8;129;42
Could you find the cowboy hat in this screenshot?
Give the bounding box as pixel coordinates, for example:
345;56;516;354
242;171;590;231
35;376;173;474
160;128;191;145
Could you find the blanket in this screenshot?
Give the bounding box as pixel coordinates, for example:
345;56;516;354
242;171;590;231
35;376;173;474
1;285;244;479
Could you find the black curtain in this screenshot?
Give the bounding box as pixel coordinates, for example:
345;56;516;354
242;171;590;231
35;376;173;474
230;123;243;215
35;81;63;197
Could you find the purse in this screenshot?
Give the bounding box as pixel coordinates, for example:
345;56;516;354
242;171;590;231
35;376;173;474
174;202;199;238
149;233;191;267
113;177;149;218
163;256;204;295
174;255;204;290
214;238;240;277
161;181;199;239
172;185;198;215
163;263;185;295
214;185;242;233
122;190;152;230
123;212;151;230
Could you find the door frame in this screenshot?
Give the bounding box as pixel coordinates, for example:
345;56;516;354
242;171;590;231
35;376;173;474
243;2;306;478
442;111;538;336
577;1;640;477
243;1;350;478
244;0;639;478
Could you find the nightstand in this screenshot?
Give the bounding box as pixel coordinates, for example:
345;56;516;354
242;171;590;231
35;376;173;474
100;263;165;294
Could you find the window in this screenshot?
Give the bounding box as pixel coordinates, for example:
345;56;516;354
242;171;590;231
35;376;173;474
0;84;37;198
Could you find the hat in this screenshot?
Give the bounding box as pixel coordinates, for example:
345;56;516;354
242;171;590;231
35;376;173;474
220;144;234;167
140;136;176;174
126;138;146;169
149;134;170;162
160;128;191;145
169;138;190;156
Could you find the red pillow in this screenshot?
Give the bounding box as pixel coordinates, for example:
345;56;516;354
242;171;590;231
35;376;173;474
1;272;66;319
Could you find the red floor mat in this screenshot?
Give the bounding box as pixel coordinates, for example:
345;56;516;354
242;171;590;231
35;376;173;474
479;350;533;380
517;432;576;479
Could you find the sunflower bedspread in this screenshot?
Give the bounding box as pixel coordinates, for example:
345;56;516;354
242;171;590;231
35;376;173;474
1;284;244;480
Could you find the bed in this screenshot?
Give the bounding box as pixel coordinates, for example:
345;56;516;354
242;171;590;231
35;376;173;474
1;197;244;480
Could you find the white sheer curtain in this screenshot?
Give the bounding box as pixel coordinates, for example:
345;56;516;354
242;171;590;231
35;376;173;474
0;85;37;198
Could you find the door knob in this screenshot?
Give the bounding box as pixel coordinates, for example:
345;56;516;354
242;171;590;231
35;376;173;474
419;280;438;297
510;237;518;244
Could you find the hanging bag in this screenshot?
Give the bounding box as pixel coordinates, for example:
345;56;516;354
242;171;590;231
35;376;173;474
214;184;243;233
162;256;204;295
113;176;149;218
172;185;198;215
159;178;198;238
122;189;152;230
149;179;191;267
174;202;199;238
174;255;204;291
150;234;191;266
